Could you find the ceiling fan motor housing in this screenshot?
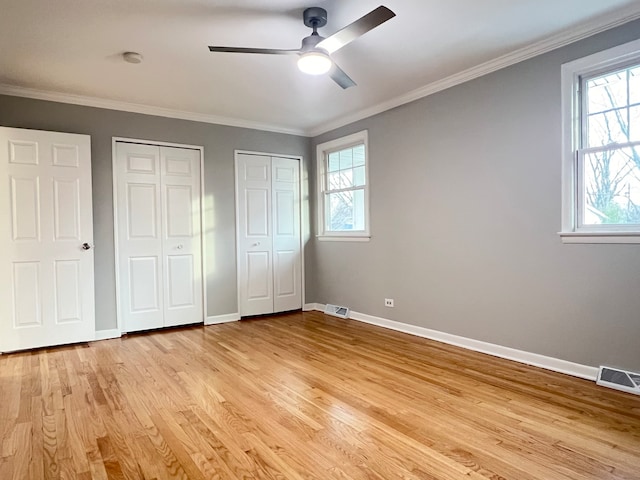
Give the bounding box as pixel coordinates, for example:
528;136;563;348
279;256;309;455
303;7;328;28
300;34;325;53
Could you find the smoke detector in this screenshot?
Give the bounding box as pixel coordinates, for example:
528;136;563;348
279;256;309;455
123;52;143;64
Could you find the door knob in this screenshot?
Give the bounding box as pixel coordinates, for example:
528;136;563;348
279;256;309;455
82;243;92;250
177;244;184;249
253;242;261;247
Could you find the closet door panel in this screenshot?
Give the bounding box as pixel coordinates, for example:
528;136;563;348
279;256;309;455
236;154;274;316
161;146;203;327
116;143;164;332
272;157;302;313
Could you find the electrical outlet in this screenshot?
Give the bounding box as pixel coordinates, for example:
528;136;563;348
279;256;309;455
384;298;394;307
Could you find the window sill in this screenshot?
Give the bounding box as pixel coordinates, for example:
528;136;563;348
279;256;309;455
317;235;371;242
559;232;640;244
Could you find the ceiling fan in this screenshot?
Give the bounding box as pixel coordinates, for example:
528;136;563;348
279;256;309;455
208;5;396;89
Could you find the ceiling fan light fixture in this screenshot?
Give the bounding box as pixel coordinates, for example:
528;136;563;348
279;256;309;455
208;6;395;88
297;51;332;75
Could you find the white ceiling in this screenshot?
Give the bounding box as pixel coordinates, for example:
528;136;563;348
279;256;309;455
2;0;640;136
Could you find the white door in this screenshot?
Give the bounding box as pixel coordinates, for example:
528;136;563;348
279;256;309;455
115;142;203;333
160;146;203;327
272;157;302;312
236;154;274;316
0;127;95;352
115;143;164;331
236;153;302;317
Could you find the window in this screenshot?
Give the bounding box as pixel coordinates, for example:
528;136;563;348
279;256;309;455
561;38;640;243
316;130;370;240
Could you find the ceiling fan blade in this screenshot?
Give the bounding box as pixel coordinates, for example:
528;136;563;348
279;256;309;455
329;63;356;89
208;46;299;55
317;6;395;54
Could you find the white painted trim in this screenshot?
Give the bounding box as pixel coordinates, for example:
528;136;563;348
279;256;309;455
234;150;306;317
0;84;306;137
111;138;122;333
235;149;302;158
307;5;640;137
306;304;598;381
205;313;240;325
112;138;207;333
303;303;323;311
93;329;121;341
234;154;242;317
200;143;208;324
559;232;640;244
317;236;371;242
112;136;204;151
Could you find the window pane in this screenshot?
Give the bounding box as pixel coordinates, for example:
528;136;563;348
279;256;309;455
353;189;365;231
353;145;365;166
327;191;354;231
328;170;354;190
587;109;629;147
586;70;628;115
631;105;640;143
328;152;340;172
326;188;366;231
328;171;341;190
353;165;366;187
582;147;640;225
630;66;640;105
340;169;353;189
339;149;353;170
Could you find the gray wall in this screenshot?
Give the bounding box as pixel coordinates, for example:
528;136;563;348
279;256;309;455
0;97;311;331
310;20;640;372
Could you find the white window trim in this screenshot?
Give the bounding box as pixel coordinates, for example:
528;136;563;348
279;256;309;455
316;130;371;241
560;37;640;244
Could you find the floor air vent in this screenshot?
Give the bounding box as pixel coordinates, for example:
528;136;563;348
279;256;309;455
324;304;350;319
597;366;640;396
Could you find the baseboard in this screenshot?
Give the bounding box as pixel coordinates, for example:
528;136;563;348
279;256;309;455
205;313;240;325
307;304;598;381
93;329;122;341
303;303;323;311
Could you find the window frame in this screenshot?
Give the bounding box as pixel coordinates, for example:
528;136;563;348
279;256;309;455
316;130;371;241
561;38;640;244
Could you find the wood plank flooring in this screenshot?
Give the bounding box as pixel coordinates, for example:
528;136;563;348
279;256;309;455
1;311;639;479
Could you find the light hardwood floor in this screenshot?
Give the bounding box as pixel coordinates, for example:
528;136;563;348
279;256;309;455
1;311;639;479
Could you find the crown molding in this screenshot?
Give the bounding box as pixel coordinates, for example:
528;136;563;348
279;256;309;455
0;84;307;137
307;4;640;137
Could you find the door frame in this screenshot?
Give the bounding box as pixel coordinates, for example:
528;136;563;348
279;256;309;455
234;150;306;317
112;137;206;334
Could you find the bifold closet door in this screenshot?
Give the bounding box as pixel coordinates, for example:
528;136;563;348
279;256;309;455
0;127;95;352
271;156;302;313
236;154;274;316
115;142;203;333
236;153;301;317
160;146;203;327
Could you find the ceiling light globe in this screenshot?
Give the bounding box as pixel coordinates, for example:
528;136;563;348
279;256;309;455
297;51;332;75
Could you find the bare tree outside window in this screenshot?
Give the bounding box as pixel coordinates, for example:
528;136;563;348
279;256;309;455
583;65;640;225
325;145;366;231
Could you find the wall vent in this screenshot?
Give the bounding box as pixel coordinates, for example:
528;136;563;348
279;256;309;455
596;366;640;396
324;304;350;319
